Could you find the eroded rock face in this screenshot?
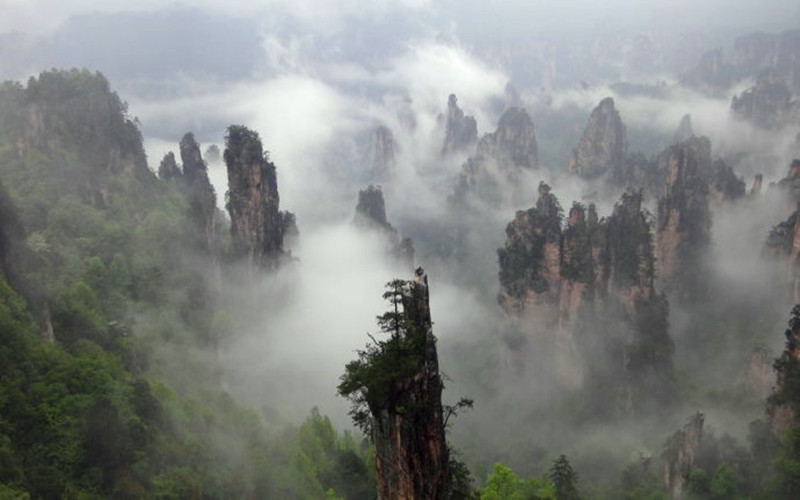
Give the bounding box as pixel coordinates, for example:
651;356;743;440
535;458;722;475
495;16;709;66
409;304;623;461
763;202;800;301
751;174;764;196
569;97;628;181
498;186;673;405
179;133;219;254
655;137;713;302
355;185;414;270
370;126;397;182
709;159;746;205
681;30;800;95
732;30;800;93
372;270;448;500
498;182;563;315
157;134;220;255
767;306;800;436
441;94;477;156
157;152;181;181
673;114;694;144
746;347;774;399
731;70;800;129
454;108;537;205
224;125;289;269
663;412;705;500
777;159;800;206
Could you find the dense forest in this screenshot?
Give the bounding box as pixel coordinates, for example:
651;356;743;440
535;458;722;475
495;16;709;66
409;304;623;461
2;3;800;499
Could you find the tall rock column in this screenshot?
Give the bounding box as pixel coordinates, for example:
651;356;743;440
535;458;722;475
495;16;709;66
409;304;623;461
663;412;705;499
370;126;397;182
179;133;218;254
764;204;800;302
568;97;628;182
441;93;478;156
767;306;800;435
655;137;712;302
224;125;287;269
339;270;449;500
454;107;538;206
354;185;415;269
373;270;448;500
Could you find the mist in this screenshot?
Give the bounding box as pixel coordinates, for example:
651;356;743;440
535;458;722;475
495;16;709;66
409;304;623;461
4;0;800;496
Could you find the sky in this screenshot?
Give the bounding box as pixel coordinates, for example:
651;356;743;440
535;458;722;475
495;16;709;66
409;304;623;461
2;0;799;36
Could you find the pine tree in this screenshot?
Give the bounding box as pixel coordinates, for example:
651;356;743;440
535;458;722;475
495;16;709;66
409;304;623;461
549;455;580;500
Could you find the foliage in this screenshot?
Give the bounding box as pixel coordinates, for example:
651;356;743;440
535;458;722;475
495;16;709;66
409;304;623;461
604;189;654;290
549;455;580;500
498;184;562;298
337;279;429;433
480;463;555;500
0;69;373;499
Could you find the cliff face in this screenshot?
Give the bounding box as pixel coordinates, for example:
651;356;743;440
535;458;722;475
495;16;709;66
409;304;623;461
681;29;800;95
12;70;154;207
354;185;414;269
673;114;693;144
497;182;563;315
663;412;705;500
568;97;628;181
731;70;800;129
371;272;449;500
655;137;713;302
498;187;673;406
767;306;800;436
157;151;181;180
224;125;290;269
179;133;219;254
763;202;800;301
441;94;477;156
732;30;800;93
157;134;220;255
745;346;774;399
370;126;397;182
454;107;537;205
777;159;800;206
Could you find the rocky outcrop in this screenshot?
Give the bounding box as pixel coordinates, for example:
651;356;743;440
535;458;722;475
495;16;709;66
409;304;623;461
157;152;181;181
680;49;729;93
179;133;219;254
731;70;800;130
681;30;800;95
498;182;563;315
751;174;764;196
454;107;537;205
655;137;713;302
355;185;414;269
498;185;673;405
767;306;800;436
663;412;705;499
673;114;693;144
156;134;220;254
763;202;800;301
441;94;477;156
204;144;221;163
224;125;291;269
14;70;154;207
709;159;746;205
745;346;773;399
370;126;397;183
568;97;628;181
732;30;800;93
373;270;449;500
777;159;800;206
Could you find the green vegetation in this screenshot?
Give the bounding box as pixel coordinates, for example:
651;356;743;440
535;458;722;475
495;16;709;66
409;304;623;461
0;69;372;498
